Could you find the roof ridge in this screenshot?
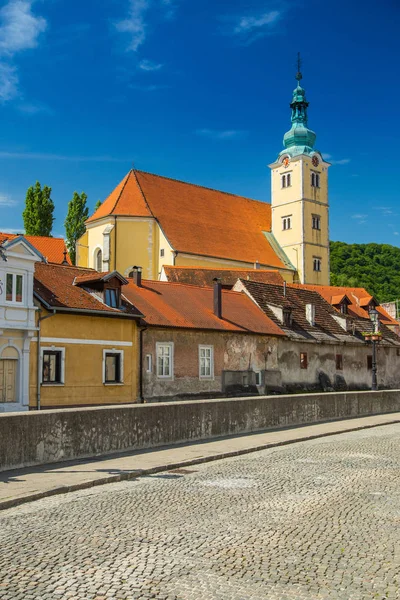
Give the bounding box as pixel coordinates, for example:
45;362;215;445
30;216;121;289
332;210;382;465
0;232;66;241
109;171;132;215
132;169;155;218
132;278;245;296
164;265;279;273
135;169;269;207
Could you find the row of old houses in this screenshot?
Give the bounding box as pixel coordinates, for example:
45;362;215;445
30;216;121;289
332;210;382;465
1;233;399;411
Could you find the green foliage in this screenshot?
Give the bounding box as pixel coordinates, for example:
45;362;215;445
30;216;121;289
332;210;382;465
94;199;101;211
64;192;89;265
22;182;55;236
330;241;400;303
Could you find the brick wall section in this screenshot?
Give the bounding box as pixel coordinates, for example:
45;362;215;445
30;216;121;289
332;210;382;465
1;390;400;471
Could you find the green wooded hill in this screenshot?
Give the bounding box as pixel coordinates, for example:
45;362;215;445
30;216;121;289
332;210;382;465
330;241;400;303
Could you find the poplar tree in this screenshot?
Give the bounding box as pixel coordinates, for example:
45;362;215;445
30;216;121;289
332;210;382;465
22;182;55;236
64;191;89;265
94;199;101;211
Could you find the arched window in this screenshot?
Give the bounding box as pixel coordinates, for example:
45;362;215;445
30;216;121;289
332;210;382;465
95;249;103;272
287;173;291;187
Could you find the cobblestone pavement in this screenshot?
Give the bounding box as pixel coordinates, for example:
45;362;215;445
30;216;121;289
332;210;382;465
1;425;400;600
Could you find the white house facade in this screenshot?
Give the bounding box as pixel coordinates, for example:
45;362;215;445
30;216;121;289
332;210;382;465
0;237;43;412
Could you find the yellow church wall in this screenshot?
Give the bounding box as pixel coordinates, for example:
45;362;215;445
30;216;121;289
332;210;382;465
156;226;175;277
84;218;115;270
29;311;139;408
115;218;157;279
303;244;330;285
76;231;89;268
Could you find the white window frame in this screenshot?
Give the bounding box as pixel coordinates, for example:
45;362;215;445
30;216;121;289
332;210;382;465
5;272;24;305
312;214;321;230
40;346;65;386
282;216;292;230
102;349;124;385
145;354;152;373
313;257;321;272
156;342;174;379
255;371;262;386
199;345;214;380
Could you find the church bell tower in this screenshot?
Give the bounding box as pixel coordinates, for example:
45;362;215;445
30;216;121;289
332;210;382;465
269;56;330;285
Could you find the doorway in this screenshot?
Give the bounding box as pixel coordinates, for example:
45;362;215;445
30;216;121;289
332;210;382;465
0;359;17;403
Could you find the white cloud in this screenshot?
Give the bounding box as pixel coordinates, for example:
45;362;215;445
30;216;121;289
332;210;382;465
0;195;18;206
138;58;163;71
331;158;350;165
0;151;130;162
0;61;18;100
322;153;331;160
0;0;46;54
394;232;399;236
196;128;248;140
351;213;368;225
115;0;150;52
130;83;169;91
233;10;280;34
17;100;53;114
0;0;47;103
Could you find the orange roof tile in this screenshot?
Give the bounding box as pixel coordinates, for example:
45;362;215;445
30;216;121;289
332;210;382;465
162;266;284;288
87;170;288;270
123;279;285;335
0;232;71;264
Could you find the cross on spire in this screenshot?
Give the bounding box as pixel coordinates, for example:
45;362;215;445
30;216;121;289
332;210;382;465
295;52;302;82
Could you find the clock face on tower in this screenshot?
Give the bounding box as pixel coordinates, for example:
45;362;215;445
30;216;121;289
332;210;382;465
283;157;290;168
312;155;319;167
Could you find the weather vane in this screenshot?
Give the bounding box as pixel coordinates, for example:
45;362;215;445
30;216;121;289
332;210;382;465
295;52;302;82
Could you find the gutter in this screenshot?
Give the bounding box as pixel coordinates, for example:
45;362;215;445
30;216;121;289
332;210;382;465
36;308;56;411
139;325;148;403
33;292;143;320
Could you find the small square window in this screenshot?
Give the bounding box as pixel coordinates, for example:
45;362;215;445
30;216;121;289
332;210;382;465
300;352;308;369
336;354;343;370
255;371;262;386
104;352;122;383
146;354;152;373
42;350;63;384
367;355;373;370
160;249;165;257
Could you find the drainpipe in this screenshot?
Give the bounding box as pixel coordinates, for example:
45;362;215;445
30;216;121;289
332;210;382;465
114;216;117;271
139;325;148;403
36;308;56;410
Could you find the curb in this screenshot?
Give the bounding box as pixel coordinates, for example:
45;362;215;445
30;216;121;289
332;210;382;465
2;418;400;511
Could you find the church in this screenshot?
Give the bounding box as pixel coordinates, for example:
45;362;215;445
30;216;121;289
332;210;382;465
77;68;330;286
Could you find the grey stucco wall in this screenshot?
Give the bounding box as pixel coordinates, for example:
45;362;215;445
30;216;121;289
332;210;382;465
1;389;400;471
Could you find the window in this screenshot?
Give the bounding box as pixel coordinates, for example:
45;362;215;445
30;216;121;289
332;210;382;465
340;303;348;315
255;371;262;386
199;345;213;379
336;354;343;370
42;349;64;384
313;257;321;272
283;308;292;327
145;354;152;373
105;288;119;308
281;174;291;188
367;355;373;370
5;273;23;303
157;343;173;378
95;249;102;272
300;352;308;369
282;216;292;230
103;350;123;384
311;172;320;188
160;249;165;257
312;214;321;230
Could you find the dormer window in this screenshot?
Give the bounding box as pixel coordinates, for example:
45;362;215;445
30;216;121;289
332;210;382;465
340;303;348;315
5;273;23;303
105;288;119;308
283;307;292;327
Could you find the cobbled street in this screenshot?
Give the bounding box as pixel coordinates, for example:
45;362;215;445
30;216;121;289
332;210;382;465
1;425;400;600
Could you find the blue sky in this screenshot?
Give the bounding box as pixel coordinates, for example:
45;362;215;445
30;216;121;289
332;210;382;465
0;0;399;245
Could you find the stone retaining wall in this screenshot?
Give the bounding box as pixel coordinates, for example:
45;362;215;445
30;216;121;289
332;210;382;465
1;390;400;471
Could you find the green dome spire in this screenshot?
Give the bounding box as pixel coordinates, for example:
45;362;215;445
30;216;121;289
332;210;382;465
279;55;318;159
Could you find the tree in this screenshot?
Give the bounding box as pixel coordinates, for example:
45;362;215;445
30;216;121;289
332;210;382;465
64;192;89;265
94;199;101;211
23;182;55;236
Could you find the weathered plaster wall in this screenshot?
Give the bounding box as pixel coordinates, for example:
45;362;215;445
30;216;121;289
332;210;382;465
277;339;400;392
142;329;278;401
1;389;400;471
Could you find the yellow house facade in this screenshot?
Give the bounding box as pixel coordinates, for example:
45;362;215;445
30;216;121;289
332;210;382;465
30;263;142;409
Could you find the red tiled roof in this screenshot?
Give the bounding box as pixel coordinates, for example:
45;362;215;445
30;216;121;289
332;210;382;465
162;266;284;288
122;279;285;335
0;232;71;264
293;284;399;327
34;263;141;317
87;170;288;269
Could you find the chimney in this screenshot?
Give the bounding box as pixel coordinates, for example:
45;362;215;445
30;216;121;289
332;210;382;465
254;260;260;270
283;281;287;297
61;250;69;265
213;277;222;319
132;266;142;287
